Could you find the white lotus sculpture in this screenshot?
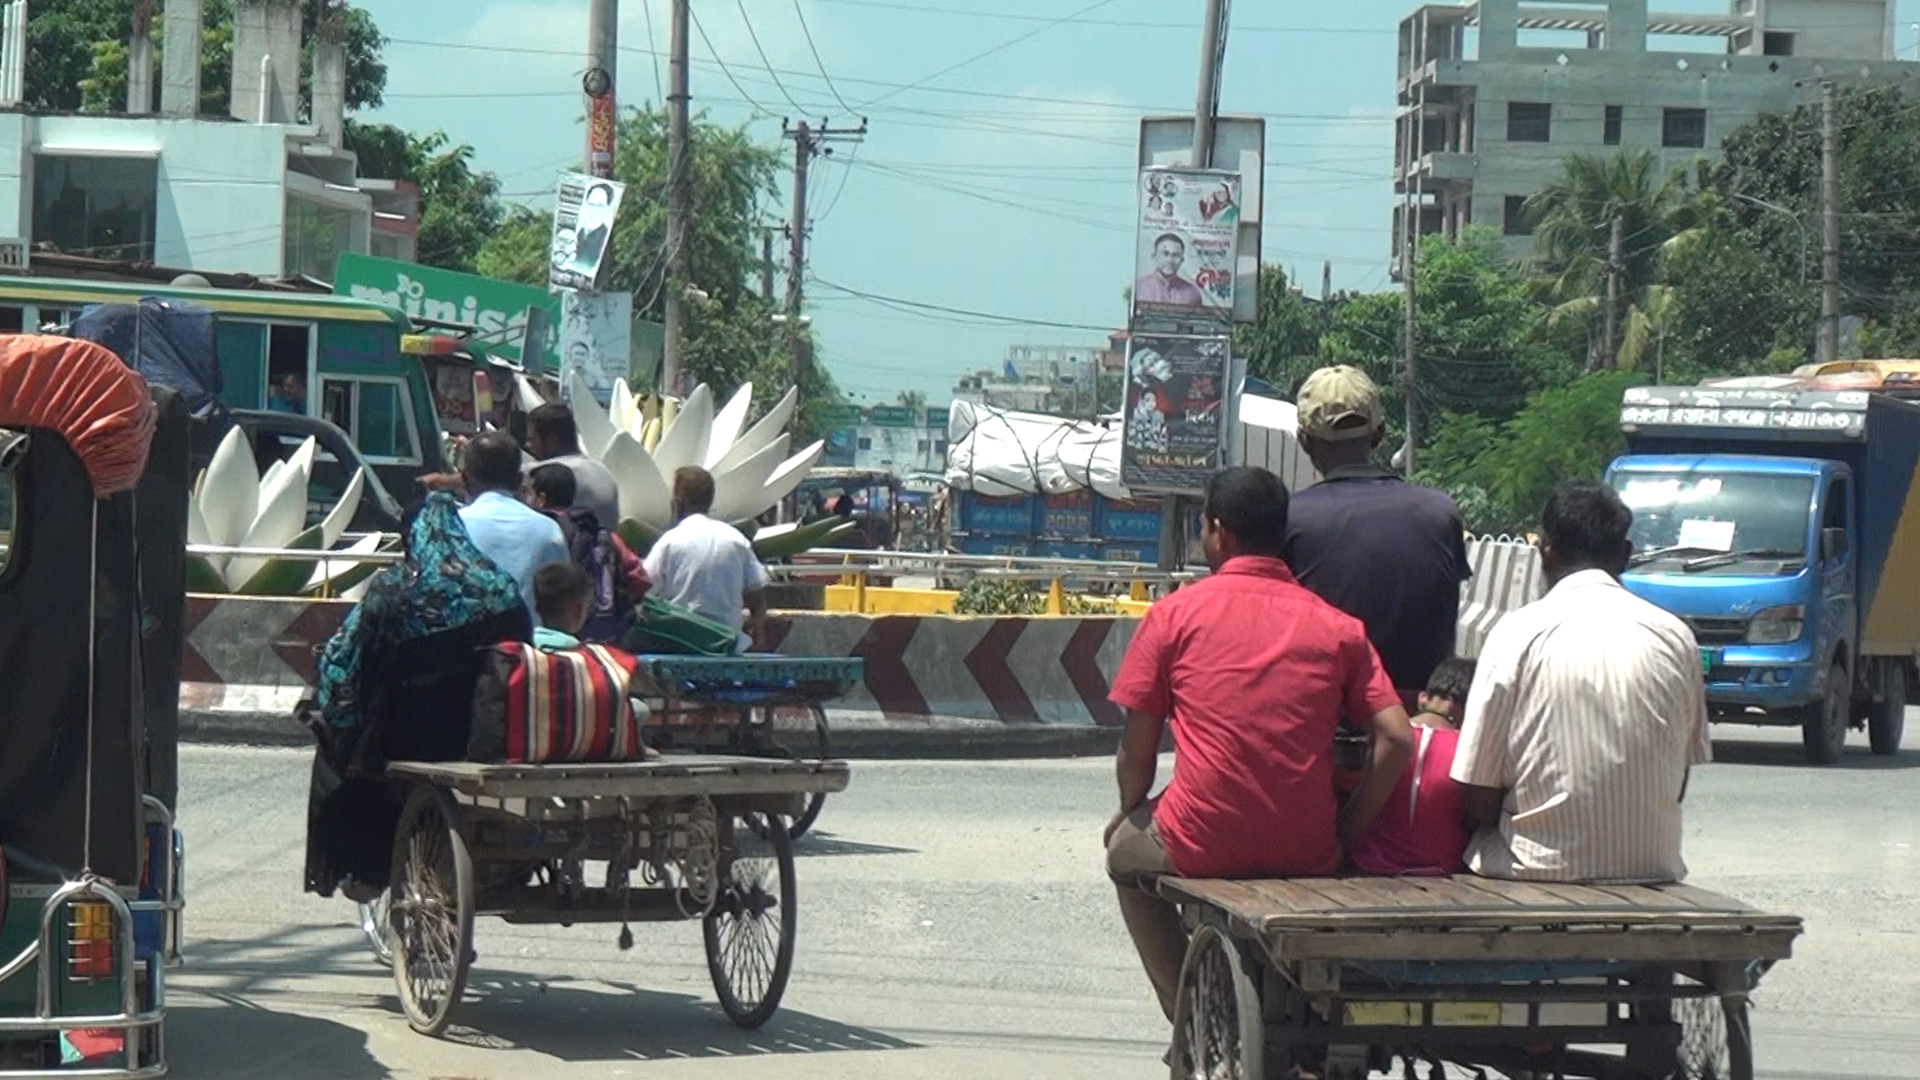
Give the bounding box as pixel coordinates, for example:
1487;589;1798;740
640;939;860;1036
568;374;825;537
186;426;377;595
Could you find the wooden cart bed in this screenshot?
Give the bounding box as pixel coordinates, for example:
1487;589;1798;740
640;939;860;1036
386;756;851;800
1157;875;1803;964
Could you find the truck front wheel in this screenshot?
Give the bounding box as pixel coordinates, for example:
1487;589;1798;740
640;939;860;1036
1802;662;1850;765
1869;661;1907;757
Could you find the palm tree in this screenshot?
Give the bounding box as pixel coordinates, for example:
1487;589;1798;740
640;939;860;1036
1525;151;1699;370
896;389;928;409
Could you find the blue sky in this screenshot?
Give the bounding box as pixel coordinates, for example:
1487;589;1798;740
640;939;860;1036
353;0;1920;405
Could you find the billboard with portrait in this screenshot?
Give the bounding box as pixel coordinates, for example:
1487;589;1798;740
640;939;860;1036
549;172;627;292
1121;332;1230;493
1133;167;1240;323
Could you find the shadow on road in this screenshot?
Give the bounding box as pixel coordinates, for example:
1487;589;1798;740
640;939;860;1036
1709;736;1920;770
792;830;918;858
427;973;917;1062
168;1001;388;1079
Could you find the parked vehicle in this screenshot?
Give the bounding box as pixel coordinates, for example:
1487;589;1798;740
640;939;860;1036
1610;381;1920;763
211;410;407;534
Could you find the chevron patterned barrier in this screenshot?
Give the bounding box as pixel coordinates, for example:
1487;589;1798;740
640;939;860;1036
180;538;1545;729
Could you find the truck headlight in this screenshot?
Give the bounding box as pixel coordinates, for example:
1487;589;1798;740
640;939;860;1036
1748;604;1805;644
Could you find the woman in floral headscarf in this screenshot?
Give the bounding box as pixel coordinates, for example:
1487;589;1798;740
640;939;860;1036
304;491;530;898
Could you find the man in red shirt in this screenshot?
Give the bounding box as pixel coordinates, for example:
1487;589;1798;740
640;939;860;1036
1104;466;1414;1023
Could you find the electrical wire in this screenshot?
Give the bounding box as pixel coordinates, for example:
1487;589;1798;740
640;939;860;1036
640;0;665;105
794;0;857;116
857;0;1124;110
737;0;810;114
688;6;778;118
811;276;1116;331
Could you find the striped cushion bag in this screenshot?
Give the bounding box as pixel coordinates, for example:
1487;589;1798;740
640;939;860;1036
468;641;644;764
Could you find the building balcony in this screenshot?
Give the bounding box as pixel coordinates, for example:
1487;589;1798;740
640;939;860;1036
1397;150;1476;189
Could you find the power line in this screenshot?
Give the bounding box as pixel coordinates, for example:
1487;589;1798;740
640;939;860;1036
687;7;777;118
857;0;1124;109
794;0;857;116
640;0;665;104
736;0;810;113
805;0;1392;34
811;276;1117;330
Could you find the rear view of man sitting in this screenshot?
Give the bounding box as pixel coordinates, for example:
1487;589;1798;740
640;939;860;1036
1453;480;1713;884
1104;466;1413;1026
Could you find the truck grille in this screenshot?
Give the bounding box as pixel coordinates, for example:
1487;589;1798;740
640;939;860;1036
1686;616;1748;646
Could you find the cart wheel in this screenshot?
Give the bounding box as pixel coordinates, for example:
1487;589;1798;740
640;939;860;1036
746;703;831;839
388;785;475;1037
358;895;394;967
1169;922;1265;1080
703;812;797;1029
1671;994;1753;1080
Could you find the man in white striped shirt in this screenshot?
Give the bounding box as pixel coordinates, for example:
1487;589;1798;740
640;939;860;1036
1452;480;1713;884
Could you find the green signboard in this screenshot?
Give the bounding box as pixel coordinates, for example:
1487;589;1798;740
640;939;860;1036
868;405;917;427
926;407;949;430
333;252;561;372
821;405;864;427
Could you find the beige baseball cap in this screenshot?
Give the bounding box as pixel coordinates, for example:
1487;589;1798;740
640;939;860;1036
1296;365;1383;442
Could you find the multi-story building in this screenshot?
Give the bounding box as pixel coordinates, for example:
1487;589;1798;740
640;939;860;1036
952;343;1108;416
0;0;415;284
1393;0;1918;273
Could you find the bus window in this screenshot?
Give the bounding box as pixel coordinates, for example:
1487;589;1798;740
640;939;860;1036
266;324;312;414
0;307;22;333
320;376;420;465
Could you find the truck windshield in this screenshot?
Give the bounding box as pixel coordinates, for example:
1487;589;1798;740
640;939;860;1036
1612;471;1815;563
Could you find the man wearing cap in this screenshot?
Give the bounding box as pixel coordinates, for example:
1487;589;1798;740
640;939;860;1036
1285;365;1470;700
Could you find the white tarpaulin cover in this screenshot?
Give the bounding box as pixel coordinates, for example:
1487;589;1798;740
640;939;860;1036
946;392;1314;498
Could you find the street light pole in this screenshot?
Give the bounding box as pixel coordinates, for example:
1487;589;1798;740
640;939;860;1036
1727;192;1809;284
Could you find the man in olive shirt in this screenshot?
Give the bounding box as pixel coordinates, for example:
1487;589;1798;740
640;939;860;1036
1282;365;1471;700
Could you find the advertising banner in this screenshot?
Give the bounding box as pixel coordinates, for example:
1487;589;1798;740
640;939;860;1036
1121;333;1230;493
549;173;626;292
334;252;560;372
559;289;633;406
586;94;616;179
1133;167;1240;323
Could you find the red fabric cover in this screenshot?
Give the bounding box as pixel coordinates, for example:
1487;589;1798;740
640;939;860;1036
0;335;155;497
496;641;644;764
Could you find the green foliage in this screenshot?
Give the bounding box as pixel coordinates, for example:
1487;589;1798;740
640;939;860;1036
951;579;1103;616
476;106;845;429
346;124;503;274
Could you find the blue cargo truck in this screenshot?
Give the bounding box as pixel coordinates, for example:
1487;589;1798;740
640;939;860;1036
1609;384;1920;763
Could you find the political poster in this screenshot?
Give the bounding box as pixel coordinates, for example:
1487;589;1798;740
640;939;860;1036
560;289;633;406
549;173;626;292
1132;167;1240;323
1120;332;1230;493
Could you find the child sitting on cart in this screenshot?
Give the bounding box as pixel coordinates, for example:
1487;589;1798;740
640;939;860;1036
532;563;592;651
1349;657;1475;877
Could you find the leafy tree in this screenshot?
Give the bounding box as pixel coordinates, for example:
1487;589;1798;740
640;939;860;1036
1525;151;1698;370
895;390;928;409
476;107;843;428
346;123;503;274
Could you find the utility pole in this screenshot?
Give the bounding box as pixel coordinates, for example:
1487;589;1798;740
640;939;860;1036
585;0;618;178
1603;214;1623;368
661;0;692;396
1321;260;1331;302
782;117;867;389
761;228;775;304
1819;79;1840;367
1401;87;1424;476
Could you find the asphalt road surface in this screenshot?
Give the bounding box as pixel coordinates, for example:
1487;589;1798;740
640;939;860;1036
165;724;1919;1080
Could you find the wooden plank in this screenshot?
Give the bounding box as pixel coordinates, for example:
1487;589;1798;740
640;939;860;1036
1460;877;1579;908
1435;877;1524;907
1648;883;1754;912
1363;877;1489;908
387;757;851;800
1248;879;1352;915
1272;927;1802;965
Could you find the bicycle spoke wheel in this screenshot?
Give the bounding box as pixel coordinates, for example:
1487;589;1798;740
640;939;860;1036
389;786;474;1037
703;814;797;1028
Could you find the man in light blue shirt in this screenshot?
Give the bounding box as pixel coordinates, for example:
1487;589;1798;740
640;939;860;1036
457;431;568;617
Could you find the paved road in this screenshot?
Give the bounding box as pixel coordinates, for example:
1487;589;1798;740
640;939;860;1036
165;725;1919;1079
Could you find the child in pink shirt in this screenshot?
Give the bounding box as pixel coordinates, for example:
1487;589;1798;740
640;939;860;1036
1350;658;1475;877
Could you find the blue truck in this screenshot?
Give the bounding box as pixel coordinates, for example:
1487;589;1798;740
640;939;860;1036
1609;383;1920;763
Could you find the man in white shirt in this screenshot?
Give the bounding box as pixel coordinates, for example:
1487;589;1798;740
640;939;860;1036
643;466;769;652
1453;480;1713;884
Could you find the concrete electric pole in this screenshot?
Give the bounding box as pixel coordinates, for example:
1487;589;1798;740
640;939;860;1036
585;0;617;177
1819;79;1840;367
782;118;866;389
662;0;693;396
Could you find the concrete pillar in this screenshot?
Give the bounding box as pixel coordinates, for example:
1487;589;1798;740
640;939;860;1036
311;41;346;147
1478;0;1518;58
1607;0;1648;53
128;1;156;114
160;0;202;117
230;0;301;123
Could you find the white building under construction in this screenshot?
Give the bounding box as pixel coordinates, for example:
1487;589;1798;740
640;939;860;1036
1393;0;1920;274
